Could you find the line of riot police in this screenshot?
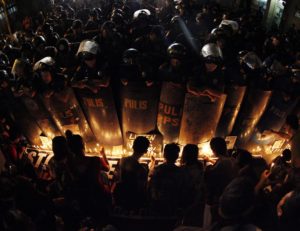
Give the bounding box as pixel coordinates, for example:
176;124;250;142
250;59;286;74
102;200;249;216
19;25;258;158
0;0;299;152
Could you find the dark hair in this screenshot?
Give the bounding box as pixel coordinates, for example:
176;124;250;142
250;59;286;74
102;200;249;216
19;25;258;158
133;136;150;154
282;149;292;161
210;137;227;157
52;136;68;161
65;130;73;140
249;157;268;182
286;115;299;130
219;177;255;219
164;143;180;163
182;144;199;165
236;149;253;169
68;134;85;157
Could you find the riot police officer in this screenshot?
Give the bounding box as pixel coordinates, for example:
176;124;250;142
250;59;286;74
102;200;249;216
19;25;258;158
10;59;35;98
56;38;77;71
33;56;66;98
20;42;34;63
41;23;60;46
65;19;85;43
130;9;153;41
0;70;14;118
73;40;110;93
119;48;154;86
0;52;10;71
188;43;225;101
32;35;47;63
0;70;10;93
158;42;189;84
93;21;125;67
165;15;184;44
133;25;167;66
239;51;266;88
85;8;102;31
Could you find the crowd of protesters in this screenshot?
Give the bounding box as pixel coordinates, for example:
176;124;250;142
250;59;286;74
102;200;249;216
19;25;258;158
1;127;300;231
0;0;300;230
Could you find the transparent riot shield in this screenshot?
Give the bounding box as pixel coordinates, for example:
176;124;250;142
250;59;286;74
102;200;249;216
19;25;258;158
21;96;61;138
121;81;160;136
216;86;247;137
157;82;186;143
179;93;227;145
247;91;299;158
75;87;123;146
232;89;272;146
42;87;95;144
2;96;43;145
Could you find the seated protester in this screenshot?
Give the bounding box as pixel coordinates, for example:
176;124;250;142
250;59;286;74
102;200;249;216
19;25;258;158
149;143;187;215
2;128;36;181
10;58;36;98
188;43;225;101
269;149;292;187
180;144;204;205
113;136;150;210
48;136;74;197
234;149;254;170
277;190;300;231
158;43;190;84
0;177;56;231
210;177;262;231
204;137;238;223
239;157;279;231
72;39;110;93
119;48;154;86
66;134;111;227
33;56;66;98
277;168;300;231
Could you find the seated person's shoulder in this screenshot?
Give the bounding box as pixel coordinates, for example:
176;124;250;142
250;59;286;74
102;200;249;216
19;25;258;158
120;156;138;170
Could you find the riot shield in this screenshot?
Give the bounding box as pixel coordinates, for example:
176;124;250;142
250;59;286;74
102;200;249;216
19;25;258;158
248;91;299;154
157;82;186;143
1;95;43;145
179;93;227;145
256;91;299;135
121;81;160;136
232;89;272;146
21;96;61;138
75;87;123;146
42;87;95;143
125;131;164;158
216;86;247;137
